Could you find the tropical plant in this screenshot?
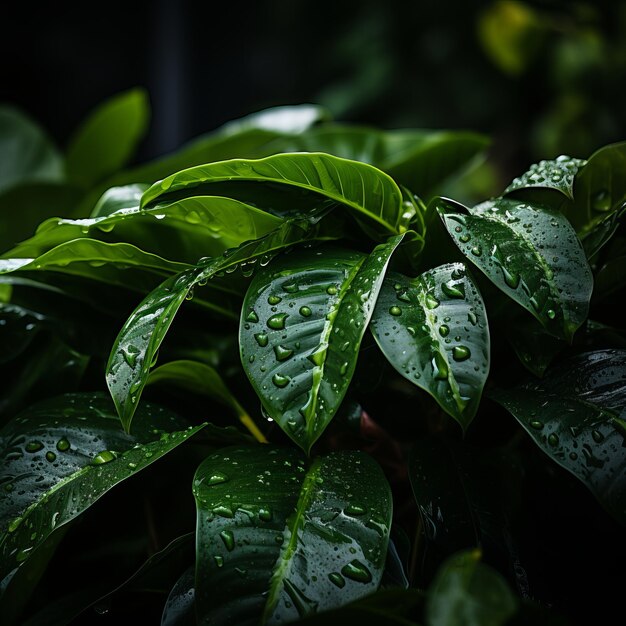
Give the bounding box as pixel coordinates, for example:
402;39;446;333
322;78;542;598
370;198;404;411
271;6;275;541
1;89;624;625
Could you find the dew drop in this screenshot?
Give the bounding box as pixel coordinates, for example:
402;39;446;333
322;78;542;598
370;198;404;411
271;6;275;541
91;450;116;465
471;246;482;257
219;530;235;551
283;283;298;293
259;508;272;522
267;313;288;330
46;451;56;462
452;345;471;361
344;504;367;516
592;429;604;443
460;234;471;243
326;285;338;296
268;295;282;305
341;559;372;583
299;306;312;317
25;441;43;453
547;309;556;320
255;333;269;348
213;505;234;518
389;306;402;316
425;294;440;309
548;433;559;446
502;267;520;289
274;345;293;361
442;282;465;299
328;572;346;588
529;420;544;430
208;472;229;486
214;555;224;567
272;374;291;388
246;310;259;323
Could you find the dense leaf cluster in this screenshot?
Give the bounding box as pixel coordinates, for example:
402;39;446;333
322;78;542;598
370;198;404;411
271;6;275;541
1;90;624;624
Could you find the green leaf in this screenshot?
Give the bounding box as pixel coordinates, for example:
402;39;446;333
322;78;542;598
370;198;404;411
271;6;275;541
437;197;593;341
66;88;149;187
370;264;489;429
490;349;626;524
239;236;404;452
162;567;195;626
0;303;48;364
268;125;489;200
107;216;338;433
503;155;586;200
0;239;190;291
193;445;392;625
4;194;283;265
90;183;148;217
0;106;63;194
571;142;626;235
426;550;518;626
141;152;404;239
0;392;204;585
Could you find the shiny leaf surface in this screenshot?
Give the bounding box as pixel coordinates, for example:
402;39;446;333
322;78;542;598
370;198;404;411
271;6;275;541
0;393;204;585
142;152;404;239
193;445;391;625
491;349;626;523
438;197;593;340
370;264;489;429
240;237;403;452
503;155;585;200
107;216;338;432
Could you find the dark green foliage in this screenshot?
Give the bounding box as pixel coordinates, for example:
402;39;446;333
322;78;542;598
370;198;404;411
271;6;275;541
1;92;623;625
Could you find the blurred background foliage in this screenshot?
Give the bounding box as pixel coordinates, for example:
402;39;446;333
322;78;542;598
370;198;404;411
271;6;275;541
3;0;626;194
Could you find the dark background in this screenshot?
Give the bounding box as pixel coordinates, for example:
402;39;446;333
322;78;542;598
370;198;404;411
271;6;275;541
3;0;626;176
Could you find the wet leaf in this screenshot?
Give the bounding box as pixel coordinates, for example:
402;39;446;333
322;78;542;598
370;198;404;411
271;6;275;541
0;393;204;586
437;197;593;341
371;264;489;429
239;236;403;452
141;152;404;239
193;445;391;625
491;349;626;523
504;155;585;200
107;216;338;433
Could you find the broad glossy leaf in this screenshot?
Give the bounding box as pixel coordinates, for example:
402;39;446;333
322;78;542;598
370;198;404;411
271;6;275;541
240;237;404;452
503;155;585;200
426;550;518;626
580;202;626;260
0;182;83;254
5;194;283;265
438;197;593;340
0;392;204;585
571;142;626;234
268;125;489;200
491;349;626;523
0;303;47;364
90;183;148;217
66;88;149;187
193;445;392;625
141;152;404;239
0;106;63;193
107;216;338;432
370;264;489;429
0;239;190;291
